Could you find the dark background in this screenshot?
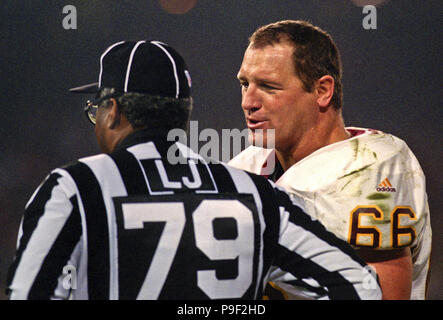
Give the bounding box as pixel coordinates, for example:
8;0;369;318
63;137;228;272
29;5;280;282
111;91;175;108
0;0;441;299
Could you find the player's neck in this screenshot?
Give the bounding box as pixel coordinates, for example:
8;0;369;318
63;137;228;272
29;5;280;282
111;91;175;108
276;112;350;171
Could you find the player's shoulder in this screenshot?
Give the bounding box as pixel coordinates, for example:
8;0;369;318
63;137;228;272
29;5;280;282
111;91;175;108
223;160;305;208
346;127;412;156
222;159;272;187
347;127;423;172
292;127;418;174
278;127;425;198
228;145;273;173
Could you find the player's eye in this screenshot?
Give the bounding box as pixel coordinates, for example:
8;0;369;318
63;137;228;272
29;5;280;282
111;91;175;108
239;81;249;89
260;83;278;91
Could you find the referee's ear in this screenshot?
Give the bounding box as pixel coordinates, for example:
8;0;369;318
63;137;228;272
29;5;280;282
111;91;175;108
107;98;121;130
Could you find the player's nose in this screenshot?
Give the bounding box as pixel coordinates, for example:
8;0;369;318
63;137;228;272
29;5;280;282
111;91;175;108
241;85;261;112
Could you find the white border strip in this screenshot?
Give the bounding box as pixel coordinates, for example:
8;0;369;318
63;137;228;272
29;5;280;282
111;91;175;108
99;41;125;88
124;41;147;92
151;41;180;98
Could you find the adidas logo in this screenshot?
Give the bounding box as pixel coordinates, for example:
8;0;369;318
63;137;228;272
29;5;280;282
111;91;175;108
376;178;396;192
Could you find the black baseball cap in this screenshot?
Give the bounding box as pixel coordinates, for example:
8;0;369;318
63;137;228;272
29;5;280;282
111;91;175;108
69;40;191;98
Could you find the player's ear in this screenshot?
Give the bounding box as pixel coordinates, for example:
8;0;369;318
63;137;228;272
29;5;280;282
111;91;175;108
315;75;334;108
106;98;121;129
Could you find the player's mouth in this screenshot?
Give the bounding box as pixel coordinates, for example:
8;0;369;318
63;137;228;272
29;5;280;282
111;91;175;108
247;117;268;129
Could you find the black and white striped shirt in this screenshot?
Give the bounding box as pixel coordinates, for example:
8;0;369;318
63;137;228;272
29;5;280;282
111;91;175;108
7;129;381;300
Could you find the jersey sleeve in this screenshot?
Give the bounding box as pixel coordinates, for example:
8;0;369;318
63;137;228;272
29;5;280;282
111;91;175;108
267;185;382;300
7;170;82;300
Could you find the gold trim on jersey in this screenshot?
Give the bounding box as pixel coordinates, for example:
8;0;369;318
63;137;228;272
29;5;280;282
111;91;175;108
348;205;383;248
262;281;289;300
391;206;417;248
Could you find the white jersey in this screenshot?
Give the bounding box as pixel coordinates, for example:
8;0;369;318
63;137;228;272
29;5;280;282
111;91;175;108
229;127;432;299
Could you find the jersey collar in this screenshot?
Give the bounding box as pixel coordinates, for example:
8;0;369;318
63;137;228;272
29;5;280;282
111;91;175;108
113;128;174;153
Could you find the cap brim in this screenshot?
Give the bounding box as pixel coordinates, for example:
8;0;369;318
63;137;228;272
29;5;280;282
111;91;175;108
69;82;99;93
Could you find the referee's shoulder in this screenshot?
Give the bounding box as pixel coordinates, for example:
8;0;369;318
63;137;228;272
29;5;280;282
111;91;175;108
54;153;114;182
227;164;307;213
60;153;111;170
222;161;277;192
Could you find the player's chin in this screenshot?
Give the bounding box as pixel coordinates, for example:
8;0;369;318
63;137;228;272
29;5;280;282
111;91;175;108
248;128;276;149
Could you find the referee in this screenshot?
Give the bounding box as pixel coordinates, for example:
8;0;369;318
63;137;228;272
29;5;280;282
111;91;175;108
7;40;381;300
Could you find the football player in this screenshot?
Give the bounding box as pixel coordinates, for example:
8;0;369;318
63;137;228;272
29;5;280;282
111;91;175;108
229;20;431;300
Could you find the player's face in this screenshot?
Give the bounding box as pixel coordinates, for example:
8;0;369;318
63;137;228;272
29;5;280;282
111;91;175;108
237;42;317;152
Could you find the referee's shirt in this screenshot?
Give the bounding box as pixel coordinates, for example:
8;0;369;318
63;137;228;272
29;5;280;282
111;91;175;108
7;129;381;300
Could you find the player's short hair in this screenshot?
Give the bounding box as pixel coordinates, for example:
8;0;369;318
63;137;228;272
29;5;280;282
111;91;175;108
97;87;193;131
249;20;343;109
